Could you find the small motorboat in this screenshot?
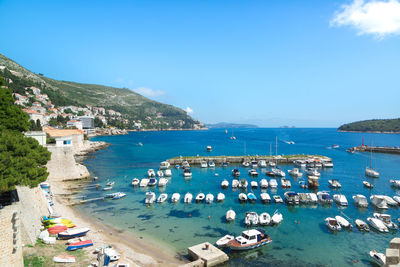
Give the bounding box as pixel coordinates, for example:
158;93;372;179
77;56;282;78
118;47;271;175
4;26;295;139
206;145;212;152
226;209;236;222
317;191;332;205
284;191;299;205
171;193;181;203
157;170;164;177
271;168;285;177
226;229;272;251
112;192;126;200
164;169;172;177
66;240;93;251
247;192;257;202
242;161;250;167
232;179;239;189
393;196;400;205
53;254;76;263
369;250;386;267
299;179;308;189
269;179;278;189
355;219;370;232
239;193;248;202
281;178;291;188
245;212;259;226
306;193;318;204
273;195;283;203
206;193;214;204
259;212;271;225
216;235;234;248
183;169;192;178
182;161;190;169
248;169;259;177
145;192;156;204
260;193;271;203
239;179;248;189
363;181;374;188
157;193;168;203
271;210;283;225
158;178;168;187
366;167;379;178
148;178;157;186
221;179;229;189
175;164;180;169
196;193;205;202
328;179;341;189
390;179;400;188
260;179;268;189
184;193;193;203
268;161;276;167
265;171;276;177
258;160;267;168
374;213;398;230
353;194;368;208
370;195;388;209
383;196;398;206
58;228;90;239
105;192;120;198
200;161;208;168
106;181;115;187
131;178;140;186
325;217;341;232
251;161;258;168
208;161;216;168
160;161;170;169
232;169;240;177
103;186;113;191
335;216;352;228
308;176;319;189
147;169;155;177
288;168;303;177
217;192;225;202
140;178;149;187
306;168;320;177
367;217;389;233
250;181;258;189
333;194;348;206
221;162;228;167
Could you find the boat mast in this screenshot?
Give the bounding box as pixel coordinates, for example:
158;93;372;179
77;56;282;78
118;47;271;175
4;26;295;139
275;136;278;165
244;141;246;155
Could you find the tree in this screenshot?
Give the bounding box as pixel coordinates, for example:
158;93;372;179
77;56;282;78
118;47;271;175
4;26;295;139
94;117;104;128
0;87;29;132
36;119;42;131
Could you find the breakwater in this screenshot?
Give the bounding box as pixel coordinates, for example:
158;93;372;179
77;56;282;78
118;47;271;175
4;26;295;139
347;145;400;155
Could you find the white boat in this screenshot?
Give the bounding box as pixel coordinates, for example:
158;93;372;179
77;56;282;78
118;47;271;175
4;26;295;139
393;196;400;205
251;161;258;168
269;179;278;189
258;160;267;168
273;195;283;203
226;229;272;251
245;212;259;226
322;162;334;168
239;179;248;189
158;178;168;187
131;178;140;186
206;193;214;204
363;181;373;188
271;168;285;177
232;168;240;177
307;193;318;204
259;212;271;225
221;179;229;189
325;217;341;231
355;219;370;231
216;235;234;248
281;178;291;188
171;193;181;203
103;186;113;191
353;194;368;208
106;181;115;186
53;254;76;263
164;169;172;177
208;161;216;168
145;192;156;204
157;193;168;203
182;161;190;169
139;178;149;187
206;145;212;152
239;193;248;202
271;210;283;225
200;161;208;168
112;192;126;200
217;193;225;202
288;168;303;177
373;213;398;230
226;209;236;222
183;169;192;178
306;168;320;177
250;181;258;188
328;179;341;189
260;179;268;189
148;178;157;186
268;161;276;167
370;195;388;209
248;169;259;177
196;193;205;202
367;217;389;233
260;193;271;203
157;170;164;177
284;191;299;205
147;169;155;177
333;194;348;206
242;161;250;167
232;179;239;189
369;250;386;267
383;196;398;206
184;193;193;203
335;216;352;228
160;161;170;170
294;160;306;167
366;167;379;178
317;191;332;204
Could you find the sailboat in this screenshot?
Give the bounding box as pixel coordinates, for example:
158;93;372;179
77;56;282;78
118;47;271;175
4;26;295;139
230;129;236;140
365;141;379;178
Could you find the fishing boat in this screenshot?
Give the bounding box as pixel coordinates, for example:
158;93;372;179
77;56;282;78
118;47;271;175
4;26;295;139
140;178;149;187
250;181;258;189
216;235;234;248
145;192;156;204
248;169;259;177
239;179;248;189
369;250;386;267
247;192;257;202
208;161;216;168
112;192;126;200
273;195;283;203
53;254;76;263
335;216;352;228
58;228;90;239
325;217;341;231
355;219;370;231
206;193;214;204
231;179;239;189
226;229;272;251
259;212;271;225
245;212;259;226
160;161;170;170
196;193;205;202
383;196;398;206
333;194;348;206
147;169;155;177
284;191;299;205
271;168;285;177
148;178;157;186
258;160;267;168
157;170;164;177
200;161;208;168
131;178;140;186
239;193;248;202
206;145;212;152
328;179;341;189
260;193;271;203
260;179;268;189
157;193;168;203
66;240;93;251
373;213;398;230
317;191;332;204
171;193;181;203
158;178;168;187
271;210;283;225
232;168;240;177
217;193;225;202
269;179;278;189
164;169;172;177
281;178;291;188
363;181;373;188
390;179;400;188
370;195;388;209
367;217;389;233
299;179;308;189
308;176;319;189
288;168;303;177
184;193;193;203
183;169;192;178
353;194;368;208
226;209;236;222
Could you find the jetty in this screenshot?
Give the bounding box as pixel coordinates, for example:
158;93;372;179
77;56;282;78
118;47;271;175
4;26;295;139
167;154;331;166
183;242;229;267
347;145;400;155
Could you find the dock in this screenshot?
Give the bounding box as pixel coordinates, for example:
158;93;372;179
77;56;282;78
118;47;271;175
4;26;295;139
167;154;331;166
183;242;229;267
347;145;400;155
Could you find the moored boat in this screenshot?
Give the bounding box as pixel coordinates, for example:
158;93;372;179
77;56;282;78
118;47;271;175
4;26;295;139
353;194;368;208
148;178;157;186
157;170;164;177
328;179;341;189
171;193;181;203
260;193;271;203
164;169;172;177
250;181;258;189
245;212;259;226
390;179;400;188
373;213;398;230
184;193;193;203
355;219;370;231
208;161;216;168
273;195;283;203
335;215;352;228
200;161;208;168
366;167;379;178
367;217;389;233
232;168;240;177
158;178;168;187
160;161;170;170
206;193;214;204
247;192;257;202
284;191;299;205
183;168;192;178
112;192;126;200
157;193;168;203
271;210;283;225
221;179;229;189
260;179;268;189
131;178;140;186
333;194;348;206
239;179;248;189
145;192;156;204
226;209;236;222
317;191;332;204
363;181;373;188
239;193;248;202
196;193;205;202
53;254;76;263
216;235;234;248
147;169;155;177
140;178;149;187
226;229;272;251
269;179;278;189
259;212;271;225
288;168;303;177
370;195;388;209
325;217;341;231
232;179;239;189
217;192;225;202
248;169;259;177
369;250;385;267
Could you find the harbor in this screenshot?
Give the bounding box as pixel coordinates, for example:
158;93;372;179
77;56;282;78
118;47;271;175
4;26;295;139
347;145;400;154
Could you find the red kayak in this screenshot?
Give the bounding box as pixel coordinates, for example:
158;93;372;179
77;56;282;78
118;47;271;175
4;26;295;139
66;240;93;251
48;225;67;235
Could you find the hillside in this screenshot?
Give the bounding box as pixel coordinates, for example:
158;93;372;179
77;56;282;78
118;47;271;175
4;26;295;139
338;118;400;133
0;54;204;130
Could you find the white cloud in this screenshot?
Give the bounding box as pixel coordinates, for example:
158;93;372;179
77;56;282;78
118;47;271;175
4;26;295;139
133;87;165;98
185;107;194;114
331;0;400;38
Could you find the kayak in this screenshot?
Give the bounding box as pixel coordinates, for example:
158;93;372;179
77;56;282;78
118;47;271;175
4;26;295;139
66;240;93;251
48;225;67;234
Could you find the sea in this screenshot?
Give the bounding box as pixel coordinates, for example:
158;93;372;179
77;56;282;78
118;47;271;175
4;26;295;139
77;128;400;266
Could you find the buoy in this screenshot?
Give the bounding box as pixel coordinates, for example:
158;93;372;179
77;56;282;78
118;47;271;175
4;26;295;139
353;260;358;263
208;216;211;219
189;214;192;217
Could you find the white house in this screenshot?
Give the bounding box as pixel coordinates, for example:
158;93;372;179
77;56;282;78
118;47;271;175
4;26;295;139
24;131;47;146
66;120;83;130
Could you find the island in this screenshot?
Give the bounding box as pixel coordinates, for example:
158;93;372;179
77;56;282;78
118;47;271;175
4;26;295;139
338;118;400;134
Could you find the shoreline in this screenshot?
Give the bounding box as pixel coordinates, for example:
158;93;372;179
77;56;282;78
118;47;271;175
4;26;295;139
338;130;400;134
49;141;186;266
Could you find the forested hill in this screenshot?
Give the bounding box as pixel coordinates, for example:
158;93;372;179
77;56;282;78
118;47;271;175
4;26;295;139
0;54;205;130
338;118;400;133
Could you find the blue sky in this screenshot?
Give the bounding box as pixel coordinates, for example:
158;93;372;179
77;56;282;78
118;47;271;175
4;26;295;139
1;0;399;127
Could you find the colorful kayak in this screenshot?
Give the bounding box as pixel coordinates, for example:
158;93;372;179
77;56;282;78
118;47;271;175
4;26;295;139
45;223;76;229
66;240;93;251
58;228;90;239
48;225;67;234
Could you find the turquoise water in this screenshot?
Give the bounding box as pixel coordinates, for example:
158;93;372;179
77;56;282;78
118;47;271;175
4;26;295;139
79;128;400;266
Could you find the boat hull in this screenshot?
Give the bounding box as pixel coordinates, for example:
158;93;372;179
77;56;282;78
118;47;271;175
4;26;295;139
227;239;272;251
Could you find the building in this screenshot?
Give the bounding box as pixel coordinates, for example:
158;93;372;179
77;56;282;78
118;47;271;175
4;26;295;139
24;131;47;146
23;109;47;125
78;116;94;129
66;120;83;130
43;127;84;151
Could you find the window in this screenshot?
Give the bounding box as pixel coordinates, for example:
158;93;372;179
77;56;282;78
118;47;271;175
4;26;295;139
63;140;71;145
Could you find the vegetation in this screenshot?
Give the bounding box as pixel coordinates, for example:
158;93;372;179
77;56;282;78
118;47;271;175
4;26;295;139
29;119;42;131
338;118;400;133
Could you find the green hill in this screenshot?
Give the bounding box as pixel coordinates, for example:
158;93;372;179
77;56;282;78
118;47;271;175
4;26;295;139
0;54;204;130
338;118;400;133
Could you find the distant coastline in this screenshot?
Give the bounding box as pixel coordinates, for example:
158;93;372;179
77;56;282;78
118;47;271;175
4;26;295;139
338;130;400;134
